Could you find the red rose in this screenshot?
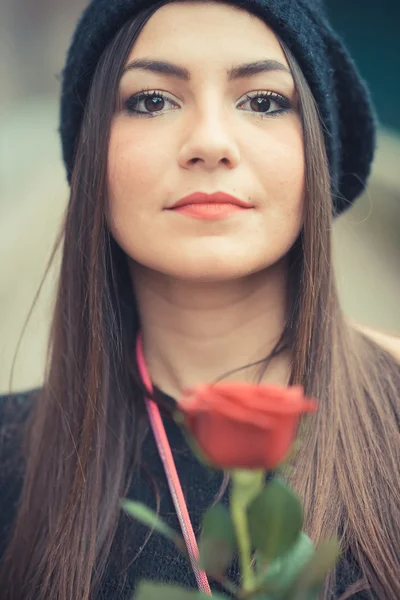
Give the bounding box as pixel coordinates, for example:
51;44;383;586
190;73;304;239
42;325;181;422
177;382;318;470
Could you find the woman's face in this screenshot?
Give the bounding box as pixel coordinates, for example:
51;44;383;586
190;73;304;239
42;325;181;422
107;1;305;282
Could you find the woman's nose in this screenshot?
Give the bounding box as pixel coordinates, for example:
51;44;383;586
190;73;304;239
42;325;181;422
178;104;241;171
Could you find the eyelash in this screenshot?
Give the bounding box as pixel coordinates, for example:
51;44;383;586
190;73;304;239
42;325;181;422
123;89;292;119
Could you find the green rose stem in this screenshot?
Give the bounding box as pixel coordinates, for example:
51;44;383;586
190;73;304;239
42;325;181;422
231;498;253;592
230;470;265;593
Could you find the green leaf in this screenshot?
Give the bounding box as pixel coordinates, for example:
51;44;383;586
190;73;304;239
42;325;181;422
198;503;236;577
133;581;229;600
247;479;303;562
283;538;341;600
121;500;182;546
255;532;315;595
295;538;341;593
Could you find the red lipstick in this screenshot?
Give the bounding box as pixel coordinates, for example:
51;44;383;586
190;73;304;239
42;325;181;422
168;192;253;220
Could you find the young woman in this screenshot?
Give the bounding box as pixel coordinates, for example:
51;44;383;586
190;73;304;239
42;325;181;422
0;1;399;599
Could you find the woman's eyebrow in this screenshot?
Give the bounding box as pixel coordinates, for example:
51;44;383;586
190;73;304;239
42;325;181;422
121;58;292;81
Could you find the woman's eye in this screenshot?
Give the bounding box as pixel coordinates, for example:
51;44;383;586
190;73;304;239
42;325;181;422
237;91;292;117
123;90;291;118
124;90;178;117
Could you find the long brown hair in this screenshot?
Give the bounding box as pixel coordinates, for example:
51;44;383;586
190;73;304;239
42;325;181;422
1;2;399;599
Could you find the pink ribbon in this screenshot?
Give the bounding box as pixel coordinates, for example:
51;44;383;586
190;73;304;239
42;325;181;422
136;331;212;595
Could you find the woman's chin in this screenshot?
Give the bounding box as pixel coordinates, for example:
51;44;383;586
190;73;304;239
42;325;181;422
152;258;278;282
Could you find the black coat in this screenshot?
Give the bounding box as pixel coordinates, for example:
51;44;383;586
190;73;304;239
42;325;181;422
0;389;372;599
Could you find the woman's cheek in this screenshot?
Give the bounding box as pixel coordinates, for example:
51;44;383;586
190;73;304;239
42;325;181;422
247;120;305;197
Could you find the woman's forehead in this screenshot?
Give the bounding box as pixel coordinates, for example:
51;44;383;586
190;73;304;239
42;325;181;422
124;1;289;68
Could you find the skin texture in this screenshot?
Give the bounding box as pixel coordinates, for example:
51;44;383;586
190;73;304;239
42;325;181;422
107;1;306;398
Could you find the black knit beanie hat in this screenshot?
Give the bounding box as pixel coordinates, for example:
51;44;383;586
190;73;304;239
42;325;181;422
60;0;377;217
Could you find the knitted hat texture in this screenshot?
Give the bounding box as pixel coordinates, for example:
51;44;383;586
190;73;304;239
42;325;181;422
59;0;377;216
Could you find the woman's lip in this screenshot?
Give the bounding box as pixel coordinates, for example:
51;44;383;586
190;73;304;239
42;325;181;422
170;203;251;220
169;191;253;209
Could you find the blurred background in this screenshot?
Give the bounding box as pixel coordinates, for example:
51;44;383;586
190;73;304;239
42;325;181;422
1;0;399;394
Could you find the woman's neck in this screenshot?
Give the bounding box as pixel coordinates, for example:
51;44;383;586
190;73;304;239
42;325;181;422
131;258;292;399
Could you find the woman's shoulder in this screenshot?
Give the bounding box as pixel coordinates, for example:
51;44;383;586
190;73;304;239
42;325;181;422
0;388;39;561
0;388;39;431
0;388;39;471
351;321;400;362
